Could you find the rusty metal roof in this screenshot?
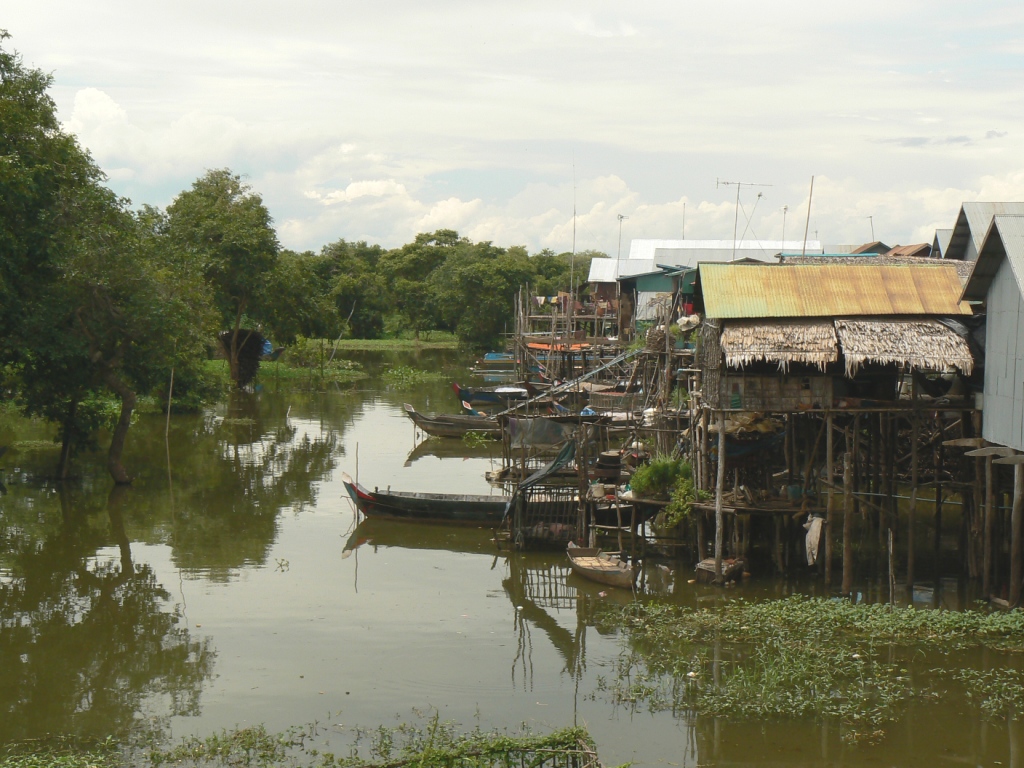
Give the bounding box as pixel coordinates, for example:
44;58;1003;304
699;262;972;319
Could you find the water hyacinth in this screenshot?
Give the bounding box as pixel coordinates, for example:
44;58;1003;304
596;596;1024;744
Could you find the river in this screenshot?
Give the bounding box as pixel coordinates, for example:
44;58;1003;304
0;348;1021;766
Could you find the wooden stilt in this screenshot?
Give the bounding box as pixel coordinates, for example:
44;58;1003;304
994;454;1024;606
934;422;943;557
966;446;1015;597
1011;463;1023;606
842;440;854;596
714;410;726;582
825;411;834;588
985;454;994;598
908;407;919;589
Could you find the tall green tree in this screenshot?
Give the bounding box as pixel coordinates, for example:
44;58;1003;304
165;169;279;385
377;230;461;336
0;33;213;481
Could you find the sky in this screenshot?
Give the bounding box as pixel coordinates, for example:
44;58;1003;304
6;1;1024;255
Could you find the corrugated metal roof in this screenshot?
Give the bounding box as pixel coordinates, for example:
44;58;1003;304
626;238;822;260
587;257;618;283
945;202;1024;261
933;229;953;259
699;263;972;319
962;215;1024;301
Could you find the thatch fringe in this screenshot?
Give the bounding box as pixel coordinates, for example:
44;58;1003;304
720;319;838;372
835;318;974;377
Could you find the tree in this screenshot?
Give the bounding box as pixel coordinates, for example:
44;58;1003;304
0;33;213;482
321;238;388;339
430;240;533;348
165;169;279;385
377;230;464;336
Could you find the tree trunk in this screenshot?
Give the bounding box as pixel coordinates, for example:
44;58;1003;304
57;400;77;480
229;300;248;386
104;371;137;485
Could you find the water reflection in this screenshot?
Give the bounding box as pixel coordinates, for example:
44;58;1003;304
0;485;213;742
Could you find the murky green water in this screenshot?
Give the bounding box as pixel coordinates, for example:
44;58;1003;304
1;349;1022;766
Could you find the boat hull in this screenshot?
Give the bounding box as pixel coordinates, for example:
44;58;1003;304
403;403;500;439
342;474;510;525
567;543;636;589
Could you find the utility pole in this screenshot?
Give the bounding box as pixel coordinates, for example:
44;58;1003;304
617;213;629;259
717;178;772;260
867;215;874;241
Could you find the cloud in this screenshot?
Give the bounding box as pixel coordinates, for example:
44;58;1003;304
8;0;1018;256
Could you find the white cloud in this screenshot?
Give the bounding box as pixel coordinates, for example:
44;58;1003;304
6;0;1021;254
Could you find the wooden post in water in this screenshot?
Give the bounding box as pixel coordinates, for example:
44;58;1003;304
842;445;854;596
825;411;834;588
994;454;1024;606
714;410;726;582
967;446;1015;597
908;400;919;589
934;422;943;557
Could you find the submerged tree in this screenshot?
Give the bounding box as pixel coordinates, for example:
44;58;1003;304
0;32;213;482
165;169;279;386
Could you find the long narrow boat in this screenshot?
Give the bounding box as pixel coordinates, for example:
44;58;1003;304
403;403;500;439
342;473;510;525
452;381;530;406
566;542;636;589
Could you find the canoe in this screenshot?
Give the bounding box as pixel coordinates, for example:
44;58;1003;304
566;541;636;589
452;381;529;406
342;473;510;525
403;403;500;439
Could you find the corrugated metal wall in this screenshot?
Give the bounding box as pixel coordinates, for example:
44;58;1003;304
983;258;1024;451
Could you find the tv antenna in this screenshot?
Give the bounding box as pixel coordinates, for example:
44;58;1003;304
617;213;629;259
717;178;772;260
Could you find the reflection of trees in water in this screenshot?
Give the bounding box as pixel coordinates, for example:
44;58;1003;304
0;486;213;742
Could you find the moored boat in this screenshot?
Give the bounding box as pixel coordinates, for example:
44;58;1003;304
403;403;500;439
452;381;529;406
342;473;510;525
566;541;637;589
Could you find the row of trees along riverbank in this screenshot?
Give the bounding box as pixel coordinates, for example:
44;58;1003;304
0;32;603;484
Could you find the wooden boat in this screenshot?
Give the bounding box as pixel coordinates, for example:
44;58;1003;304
566;541;636;589
403;403;499;439
452;381;530;406
695;557;746;584
342;473;510;525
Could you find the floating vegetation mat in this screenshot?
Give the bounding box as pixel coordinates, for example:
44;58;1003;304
380;365;446;388
595;596;1024;745
144;722;598;768
2;723;601;768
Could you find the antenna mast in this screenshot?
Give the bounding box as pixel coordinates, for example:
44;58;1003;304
717;178;772;260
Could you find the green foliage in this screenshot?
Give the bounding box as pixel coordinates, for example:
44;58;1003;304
596;596;1024;744
164;169;279;334
379;365;445;388
1;736;121;768
659;470;709;530
630;456;689;499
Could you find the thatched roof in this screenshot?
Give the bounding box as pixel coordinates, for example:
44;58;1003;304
834;318;974;377
720;319;838;372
